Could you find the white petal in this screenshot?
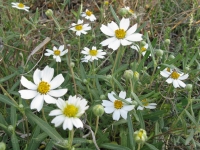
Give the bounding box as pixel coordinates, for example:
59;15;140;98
179;74;189;80
131;44;140;51
44;94;57;104
120;109;128;120
51;115;65;127
123;105;135;111
33;69;41;85
166;78;173;84
63;118;73;130
177;80;186;88
50;74;64;89
126;33;143;42
120;39;132;46
100;24;115;36
60;50;68;56
160;70;170;78
145;105;156;109
55;56;61;62
41;66;54;82
56;98;66;110
104;106;115;114
102;100;113;107
20;76;37;90
49;109;63;116
30;94;44;112
137;106;144;110
172;80;179;88
126;24;137;36
100;37;116;46
113;110;120;121
108;92;116;102
108;39;121;50
59;45;64;51
48;89;68;97
19;90;38;99
108;21;119;32
120;18;130;31
71;118;83;128
119;91;126;99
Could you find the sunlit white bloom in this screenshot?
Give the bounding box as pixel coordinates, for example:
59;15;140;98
102;91;135;121
45;45;68;62
137;99;157;110
49;96;89;130
100;18;143;50
70;20;91;36
18;66;68;112
81;46;106;62
11;2;30;12
131;43;149;56
81;9;96;21
160;68;189;88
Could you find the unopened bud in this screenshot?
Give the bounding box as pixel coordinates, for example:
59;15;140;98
93;105;104;117
106;75;112;81
185;84;193;91
45;9;53;18
8;125;14;133
100;95;106;100
133;71;139;80
0;142;6;150
70;62;75;68
169;54;175;60
133;129;148;143
124;70;133;80
119;8;128;16
164;39;171;45
155;49;164;57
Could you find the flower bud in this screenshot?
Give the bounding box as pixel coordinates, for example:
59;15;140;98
119;8;128;16
164;39;171;45
141;41;147;46
104;1;109;6
132;100;138;106
100;95;106;100
185;84;193;91
133;129;147;143
83;79;88;84
45;9;53;18
185;66;190;71
155;49;164;57
106;75;112;81
0;142;6;150
124;70;133;80
133;71;139;80
70;62;75;68
93;105;104;117
169;54;175;60
8;125;14;133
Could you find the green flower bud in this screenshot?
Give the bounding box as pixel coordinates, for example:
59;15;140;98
185;84;193;91
133;71;139;80
185;66;190;71
100;95;106;100
45;9;53;18
119;8;129;16
141;41;147;46
93;105;104;117
106;75;112;81
19;104;23;109
83;79;88;84
0;142;6;150
8;125;14;133
70;62;75;68
169;54;175;60
124;70;133;80
155;49;164;57
133;129;148;143
132;100;138;106
164;39;171;45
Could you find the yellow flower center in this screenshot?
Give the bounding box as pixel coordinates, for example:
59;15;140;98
89;49;98;56
63;104;78;117
142;99;149;106
75;25;83;31
170;71;180;79
129;9;134;14
140;46;146;52
167;68;171;72
114;100;123;109
86;10;92;16
138;130;144;139
115;29;126;39
37;81;50;94
104;1;109;5
18;3;25;8
54;50;60;56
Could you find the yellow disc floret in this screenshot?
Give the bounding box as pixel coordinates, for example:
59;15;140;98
54;50;60;56
137;130;144;139
171;71;180;79
63;104;78;117
142;99;149;106
86;10;92;16
89;50;98;56
140;46;146;52
115;29;126;39
37;81;50;94
75;25;83;31
18;3;25;8
114;100;123;109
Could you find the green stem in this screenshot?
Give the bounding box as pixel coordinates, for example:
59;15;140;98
68;129;74;149
70;66;78;95
86;84;93;102
42;108;47;122
129;78;134;93
94;116;99;135
112;47;121;74
137;143;141;150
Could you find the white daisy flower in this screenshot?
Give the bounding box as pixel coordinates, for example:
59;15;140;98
49;96;89;130
81;46;106;62
45;45;68;62
125;7;134;15
131;43;149;56
160;68;189;88
70;20;91;36
102;91;135;121
11;2;30;12
18;66;68;112
100;18;143;50
137;99;157;110
81;9;96;22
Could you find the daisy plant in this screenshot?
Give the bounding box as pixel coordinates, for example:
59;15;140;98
81;9;96;22
102;91;135;121
11;2;30;12
70;19;91;36
137;99;157;110
81;46;106;62
18;66;68;112
160;68;189;88
45;45;68;62
131;43;149;56
100;17;143;50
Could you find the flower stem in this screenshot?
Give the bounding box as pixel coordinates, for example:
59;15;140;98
68;129;74;149
42;108;47;122
137;143;141;150
94;116;99;135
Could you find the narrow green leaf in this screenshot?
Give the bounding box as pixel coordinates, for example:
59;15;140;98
10;106;17;127
45;139;54;150
109;5;120;24
114;64;129;75
98;65;112;75
95;77;103;95
0;112;8;126
112;77;124;91
131;92;143;106
127;113;135;150
25;109;64;144
184;109;198;126
185;129;194;145
0;94;18;107
100;143;131;150
144;142;159;150
28;132;48;150
80;63;87;79
11;132;20;150
137;111;145;129
0;72;17;83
